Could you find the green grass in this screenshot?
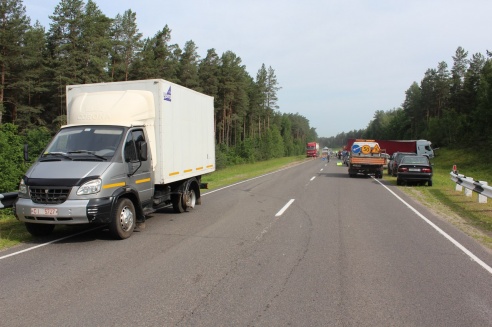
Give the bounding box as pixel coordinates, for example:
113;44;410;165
0;209;32;249
202;156;307;190
2;150;492;251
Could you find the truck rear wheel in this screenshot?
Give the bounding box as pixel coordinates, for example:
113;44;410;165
172;194;185;213
25;222;55;236
183;188;197;211
109;198;135;239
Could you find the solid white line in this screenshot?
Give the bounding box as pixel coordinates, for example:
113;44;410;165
203;160;310;196
374;178;492;275
276;199;295;217
0;226;102;260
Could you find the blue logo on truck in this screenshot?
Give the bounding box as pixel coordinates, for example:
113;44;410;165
164;86;172;102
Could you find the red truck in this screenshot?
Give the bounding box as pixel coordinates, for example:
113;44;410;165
345;139;434;157
306;142;319;157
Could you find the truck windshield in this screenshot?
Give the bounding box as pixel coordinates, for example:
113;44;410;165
43;126;124;160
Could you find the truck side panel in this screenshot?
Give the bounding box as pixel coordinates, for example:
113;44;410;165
157;82;215;184
67;80;216;185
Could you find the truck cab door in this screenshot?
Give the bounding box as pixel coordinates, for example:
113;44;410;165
124;129;153;204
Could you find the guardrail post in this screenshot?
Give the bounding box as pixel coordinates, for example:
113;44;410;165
464;177;473;197
479;181;488;204
455;183;463;192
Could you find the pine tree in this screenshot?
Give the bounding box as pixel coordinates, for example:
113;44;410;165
177;40;200;90
109;9;142;81
15;23;50;130
0;0;31;124
79;0;112;83
265;66;281;129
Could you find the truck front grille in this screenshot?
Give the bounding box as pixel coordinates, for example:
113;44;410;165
30;187;71;204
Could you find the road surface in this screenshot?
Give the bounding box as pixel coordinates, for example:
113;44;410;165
1;158;492;326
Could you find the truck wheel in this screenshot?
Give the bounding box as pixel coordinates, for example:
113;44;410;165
25;223;55;236
183;188;197;211
172;194;185;213
109;198;135;239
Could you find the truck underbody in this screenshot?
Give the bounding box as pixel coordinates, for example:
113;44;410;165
348;155;384;178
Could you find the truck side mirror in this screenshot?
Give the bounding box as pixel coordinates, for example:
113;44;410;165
138;141;148;161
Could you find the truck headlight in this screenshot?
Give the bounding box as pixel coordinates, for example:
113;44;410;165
19;179;27;195
77;179;102;195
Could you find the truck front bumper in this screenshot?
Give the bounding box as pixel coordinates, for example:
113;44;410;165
14;197;114;225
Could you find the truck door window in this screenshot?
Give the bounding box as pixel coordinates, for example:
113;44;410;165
124;130;145;162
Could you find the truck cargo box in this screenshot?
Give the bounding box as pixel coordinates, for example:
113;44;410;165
66;79;215;185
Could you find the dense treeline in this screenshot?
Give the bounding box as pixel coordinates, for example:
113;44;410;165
320;47;492;150
0;0;317;192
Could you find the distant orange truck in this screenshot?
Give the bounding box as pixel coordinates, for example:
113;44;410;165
348;140;385;178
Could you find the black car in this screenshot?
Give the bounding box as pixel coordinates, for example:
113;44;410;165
396;155;433;186
389;152;417;176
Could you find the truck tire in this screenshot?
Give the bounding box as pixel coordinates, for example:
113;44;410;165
109;198;135;239
183;188;197;211
25;222;55;236
172;194;185;213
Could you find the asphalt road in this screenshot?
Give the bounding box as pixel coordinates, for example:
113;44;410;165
1;158;492;326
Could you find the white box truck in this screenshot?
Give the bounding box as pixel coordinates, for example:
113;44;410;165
14;79;215;239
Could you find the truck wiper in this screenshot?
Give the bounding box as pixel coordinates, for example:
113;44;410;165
67;150;107;161
40;152;73;161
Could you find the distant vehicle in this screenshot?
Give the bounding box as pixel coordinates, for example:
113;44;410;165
345;139;434;158
347;140;385;178
388;152;417;176
306;142;319;157
321;147;330;161
396;155;433;186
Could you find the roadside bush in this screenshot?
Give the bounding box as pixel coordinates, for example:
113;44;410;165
0;124;26;192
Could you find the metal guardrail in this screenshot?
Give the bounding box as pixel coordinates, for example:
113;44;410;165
450;171;492;203
0;192;18;209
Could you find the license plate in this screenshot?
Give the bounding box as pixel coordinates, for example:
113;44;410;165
31;208;58;216
409;168;420;172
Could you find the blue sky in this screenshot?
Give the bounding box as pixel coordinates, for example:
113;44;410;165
23;0;492;137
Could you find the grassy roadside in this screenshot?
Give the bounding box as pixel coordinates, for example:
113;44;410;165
202;156;308;190
2;149;492;251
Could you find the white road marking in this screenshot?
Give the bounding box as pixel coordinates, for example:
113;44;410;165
257;199;296;240
310;176;316;181
374;178;492;275
0;226;102;260
276;199;295;217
